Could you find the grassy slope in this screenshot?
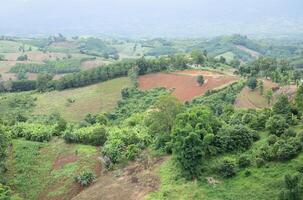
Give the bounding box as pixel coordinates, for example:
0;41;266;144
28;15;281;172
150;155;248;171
6;138;99;200
33;77;131;122
215;51;235;62
147;127;303;200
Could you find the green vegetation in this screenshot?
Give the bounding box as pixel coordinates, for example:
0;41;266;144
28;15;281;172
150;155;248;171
33;77;132;122
75;171;96;187
197;75;205;86
1;34;303;200
10;59;82;74
5;139;99;200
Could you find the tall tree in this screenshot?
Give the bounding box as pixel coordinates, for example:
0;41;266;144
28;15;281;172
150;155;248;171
36;73;53;92
191;49;205;66
295;84;303;112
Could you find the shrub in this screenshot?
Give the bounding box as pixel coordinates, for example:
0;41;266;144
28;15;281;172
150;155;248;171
297;132;303;142
279;174;302;200
173;132;204;180
197;75;205;86
247;77;257;90
255;157;266;168
75;171;96;187
125;144;140;160
273;138;302;161
266;115;289;136
238;155;251;168
53;118;67;136
268;135;278;145
215;125;254;152
282;129;297;138
96;113;108;125
63;124;107;146
11;123;54;142
102;126;150;165
257;145;274;161
218;158;237;178
16;55;28;61
0;183;12;199
244;170;252;177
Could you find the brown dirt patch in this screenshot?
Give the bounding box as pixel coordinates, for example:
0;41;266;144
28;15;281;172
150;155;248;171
80;59;105;70
72;156;167;200
173;69;224;77
0;73;17;81
138;71;238;102
50;41;78;49
53;154;79;170
235;45;261;58
234;79;279;109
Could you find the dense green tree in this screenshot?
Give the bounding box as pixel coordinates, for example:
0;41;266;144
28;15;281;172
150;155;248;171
215;125;255;152
230;59;241;68
266;89;273;105
247;77;258;90
258;80;264;95
273;95;292;120
36;73;53;92
172;106;222;178
279;174;303;200
266;115;289;136
147;95;184;152
295;85;303;112
174;132;204;179
0;54;5;61
218;158;237;178
197;75;205;86
219;56;226;64
16;54;28;61
0;125;10;175
191;49;205;66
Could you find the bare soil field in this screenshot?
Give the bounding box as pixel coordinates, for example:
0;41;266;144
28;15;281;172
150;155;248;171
234;79;297;109
80;59;109;70
235;45;261;58
138;70;238;102
50;41;78;49
72;155;167;200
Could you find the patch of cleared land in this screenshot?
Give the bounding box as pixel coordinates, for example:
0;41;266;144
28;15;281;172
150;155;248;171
0;40;36;53
80;59;111;70
215;51;235;62
72;155;167;200
235;45;261;58
33;77;131;122
234;79;297;109
138;70;238;102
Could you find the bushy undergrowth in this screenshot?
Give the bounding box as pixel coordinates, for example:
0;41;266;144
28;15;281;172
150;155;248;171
109;87;169;121
63;124;107;146
12;123;54;142
75;171;96;187
102;125;150;165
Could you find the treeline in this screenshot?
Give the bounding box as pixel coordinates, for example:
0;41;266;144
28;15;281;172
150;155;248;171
0;54;194;92
10;59;82;74
237;56;303;84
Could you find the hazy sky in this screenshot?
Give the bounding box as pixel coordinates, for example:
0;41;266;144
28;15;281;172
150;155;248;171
0;0;302;37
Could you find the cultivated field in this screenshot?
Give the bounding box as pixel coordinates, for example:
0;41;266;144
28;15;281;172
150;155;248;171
33;77;131;122
235;79;278;109
138;70;238;102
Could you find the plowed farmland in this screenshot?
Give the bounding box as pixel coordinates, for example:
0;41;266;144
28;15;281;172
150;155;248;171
138;70;238;102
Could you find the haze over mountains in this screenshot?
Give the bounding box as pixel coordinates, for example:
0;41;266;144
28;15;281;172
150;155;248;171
0;0;303;38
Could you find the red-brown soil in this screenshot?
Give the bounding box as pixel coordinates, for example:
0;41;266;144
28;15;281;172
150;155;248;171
138;70;238;102
72;155;167;200
53;154;79;170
